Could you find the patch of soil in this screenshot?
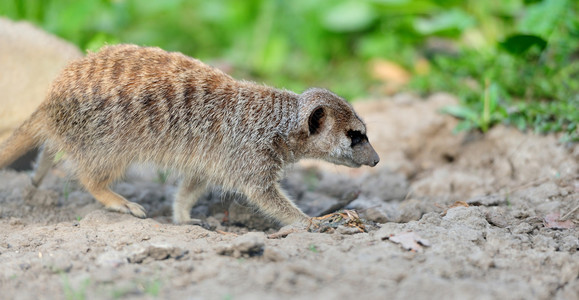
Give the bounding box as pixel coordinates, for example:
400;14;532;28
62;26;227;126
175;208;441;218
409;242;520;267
1;93;577;300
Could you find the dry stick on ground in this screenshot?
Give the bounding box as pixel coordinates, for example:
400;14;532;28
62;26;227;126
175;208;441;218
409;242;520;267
506;176;550;193
216;230;238;236
268;227;302;239
560;203;579;221
308;210;366;233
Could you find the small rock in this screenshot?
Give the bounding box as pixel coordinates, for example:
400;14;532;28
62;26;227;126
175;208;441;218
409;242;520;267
96;251;126;267
216;232;265;258
42;257;72;273
532;235;556;251
443;207;489;230
263;248;288;262
24;186;58;206
559;235;578;253
336;225;362;235
485;208;510;228
128;245;188;264
359;204;391;223
9;217;23;226
92;267;120;283
512;222;534;234
466;194;505;206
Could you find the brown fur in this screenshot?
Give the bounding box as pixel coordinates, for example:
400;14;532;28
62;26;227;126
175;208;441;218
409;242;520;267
0;44;379;225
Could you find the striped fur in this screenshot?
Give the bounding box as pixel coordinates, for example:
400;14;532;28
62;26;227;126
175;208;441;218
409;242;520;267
0;44;379;225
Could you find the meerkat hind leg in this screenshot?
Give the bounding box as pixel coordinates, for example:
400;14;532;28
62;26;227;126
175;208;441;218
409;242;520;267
79;175;146;218
31;146;55;187
23;147;55;201
173;178;206;224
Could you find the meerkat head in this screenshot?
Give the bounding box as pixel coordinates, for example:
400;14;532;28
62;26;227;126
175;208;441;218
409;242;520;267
296;88;380;168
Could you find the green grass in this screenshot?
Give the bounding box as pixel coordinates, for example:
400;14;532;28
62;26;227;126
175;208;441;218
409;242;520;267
1;0;577;140
155;170;170;184
141;278;162;297
109;278;163;299
62;180;70;202
61;275;90;300
308;244;319;253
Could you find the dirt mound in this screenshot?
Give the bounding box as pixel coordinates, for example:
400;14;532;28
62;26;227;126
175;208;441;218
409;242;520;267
1;93;577;299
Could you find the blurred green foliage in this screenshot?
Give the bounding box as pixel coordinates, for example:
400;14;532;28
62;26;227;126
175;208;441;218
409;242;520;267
1;0;577;141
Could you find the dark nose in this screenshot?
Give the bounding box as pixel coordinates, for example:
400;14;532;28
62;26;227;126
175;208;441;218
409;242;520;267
371;157;379;167
370;153;380;167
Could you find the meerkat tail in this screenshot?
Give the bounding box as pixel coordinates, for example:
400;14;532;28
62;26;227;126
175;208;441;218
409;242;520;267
0;112;43;169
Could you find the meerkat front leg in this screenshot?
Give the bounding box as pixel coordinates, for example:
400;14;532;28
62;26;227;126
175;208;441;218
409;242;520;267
173;178;207;224
245;184;309;226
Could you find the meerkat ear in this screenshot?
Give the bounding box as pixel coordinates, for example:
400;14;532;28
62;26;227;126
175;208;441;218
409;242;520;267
308;106;325;135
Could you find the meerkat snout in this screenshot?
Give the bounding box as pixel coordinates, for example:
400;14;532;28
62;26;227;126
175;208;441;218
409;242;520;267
350;132;380;167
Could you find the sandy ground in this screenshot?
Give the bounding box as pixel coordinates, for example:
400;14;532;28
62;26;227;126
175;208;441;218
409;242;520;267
0;93;577;300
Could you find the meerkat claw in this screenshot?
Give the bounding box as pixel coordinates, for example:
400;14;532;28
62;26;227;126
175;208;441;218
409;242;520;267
107;202;147;219
126;202;147;218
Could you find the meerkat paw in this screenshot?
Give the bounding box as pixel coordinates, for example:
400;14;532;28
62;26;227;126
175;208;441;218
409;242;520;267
178;218;203;226
173;210;199;225
107;201;147;218
268;219;310;239
22;184;38;202
269;216;341;238
173;211;202;225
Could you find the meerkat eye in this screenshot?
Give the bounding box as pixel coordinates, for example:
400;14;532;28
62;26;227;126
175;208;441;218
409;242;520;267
347;130;367;147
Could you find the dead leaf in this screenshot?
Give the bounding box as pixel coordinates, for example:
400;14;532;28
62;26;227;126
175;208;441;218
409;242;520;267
383;231;431;252
543;213;576;229
369;59;411;85
216;230;238;236
450;201;469;208
309;209;366;233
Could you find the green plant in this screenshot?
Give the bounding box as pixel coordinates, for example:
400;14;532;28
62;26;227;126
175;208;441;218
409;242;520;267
1;0;576;139
156;170;170;184
223;294;233;300
308;244;319;253
62;180;70;202
142;278;162;297
441;79;507;133
303;168;320;192
61;274;90;300
53;151;66;163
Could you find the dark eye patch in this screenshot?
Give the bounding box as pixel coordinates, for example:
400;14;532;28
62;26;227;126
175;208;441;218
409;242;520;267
347;130;367;147
309;107;325;135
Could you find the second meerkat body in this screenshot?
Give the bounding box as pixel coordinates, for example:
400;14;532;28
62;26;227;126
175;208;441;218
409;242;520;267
0;44;379;225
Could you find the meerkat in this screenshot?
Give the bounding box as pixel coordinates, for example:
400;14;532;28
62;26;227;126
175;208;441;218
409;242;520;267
0;44;379;226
